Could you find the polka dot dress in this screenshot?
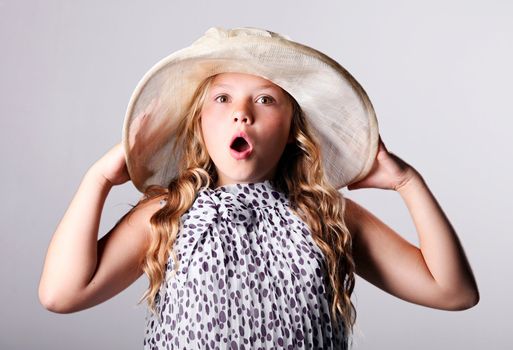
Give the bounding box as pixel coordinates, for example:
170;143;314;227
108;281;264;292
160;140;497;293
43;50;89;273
143;180;346;349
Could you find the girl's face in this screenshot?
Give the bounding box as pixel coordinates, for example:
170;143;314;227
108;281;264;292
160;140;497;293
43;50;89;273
200;72;294;187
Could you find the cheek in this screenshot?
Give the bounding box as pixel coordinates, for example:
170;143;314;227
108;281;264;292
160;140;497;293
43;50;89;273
200;111;213;137
266;119;292;146
200;116;222;152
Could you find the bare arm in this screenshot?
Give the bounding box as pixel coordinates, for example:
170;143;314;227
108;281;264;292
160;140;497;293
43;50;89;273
346;173;479;310
38;143;163;313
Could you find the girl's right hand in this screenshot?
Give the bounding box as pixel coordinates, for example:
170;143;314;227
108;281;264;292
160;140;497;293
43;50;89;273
88;98;160;188
89;142;131;187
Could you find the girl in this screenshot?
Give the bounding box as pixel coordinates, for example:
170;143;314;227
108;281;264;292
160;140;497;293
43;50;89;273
38;27;479;349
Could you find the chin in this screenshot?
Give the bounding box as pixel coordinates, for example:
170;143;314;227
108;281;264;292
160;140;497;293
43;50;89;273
212;156;275;185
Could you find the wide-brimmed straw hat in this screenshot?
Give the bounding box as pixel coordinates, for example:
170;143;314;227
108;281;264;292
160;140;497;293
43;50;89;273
122;26;379;193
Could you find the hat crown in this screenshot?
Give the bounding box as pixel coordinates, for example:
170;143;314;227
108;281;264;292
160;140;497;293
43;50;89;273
195;26;292;45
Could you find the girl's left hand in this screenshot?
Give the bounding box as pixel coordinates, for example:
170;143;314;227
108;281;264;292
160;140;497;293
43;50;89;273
347;135;418;191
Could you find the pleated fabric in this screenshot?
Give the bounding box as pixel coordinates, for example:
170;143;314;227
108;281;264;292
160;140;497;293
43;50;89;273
143;180;346;349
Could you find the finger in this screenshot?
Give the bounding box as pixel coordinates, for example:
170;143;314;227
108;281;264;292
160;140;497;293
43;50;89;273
379;135;389;153
347;181;362;191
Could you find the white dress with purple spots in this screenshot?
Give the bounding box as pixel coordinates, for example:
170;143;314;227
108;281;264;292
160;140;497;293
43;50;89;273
143;180;346;349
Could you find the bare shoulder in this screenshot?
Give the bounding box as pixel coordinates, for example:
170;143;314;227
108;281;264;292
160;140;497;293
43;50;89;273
97;193;168;272
341;196;366;238
341;195;398;247
340;196;393;258
118;194;168;233
99;194;168;262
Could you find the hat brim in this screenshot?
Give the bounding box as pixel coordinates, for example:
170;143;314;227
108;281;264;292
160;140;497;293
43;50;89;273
122;27;379;193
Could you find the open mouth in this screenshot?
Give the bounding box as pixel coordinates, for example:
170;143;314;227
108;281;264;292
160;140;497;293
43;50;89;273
230;137;251;152
229;131;253;159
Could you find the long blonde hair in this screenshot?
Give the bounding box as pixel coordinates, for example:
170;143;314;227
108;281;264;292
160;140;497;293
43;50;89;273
122;73;357;344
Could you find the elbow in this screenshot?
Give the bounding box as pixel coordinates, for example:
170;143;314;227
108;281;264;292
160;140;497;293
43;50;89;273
444;288;480;311
460;290;480;310
38;285;77;314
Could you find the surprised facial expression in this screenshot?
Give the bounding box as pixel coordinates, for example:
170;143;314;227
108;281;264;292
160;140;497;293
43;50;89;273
200;72;294;188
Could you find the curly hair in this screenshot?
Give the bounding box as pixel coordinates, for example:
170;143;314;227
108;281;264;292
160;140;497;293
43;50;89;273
122;73;357;346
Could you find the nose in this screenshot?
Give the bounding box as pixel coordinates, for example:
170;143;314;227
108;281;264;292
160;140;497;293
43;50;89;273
233;112;251;124
232;101;253;125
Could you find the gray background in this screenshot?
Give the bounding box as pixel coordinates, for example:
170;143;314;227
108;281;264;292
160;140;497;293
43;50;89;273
1;0;511;349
